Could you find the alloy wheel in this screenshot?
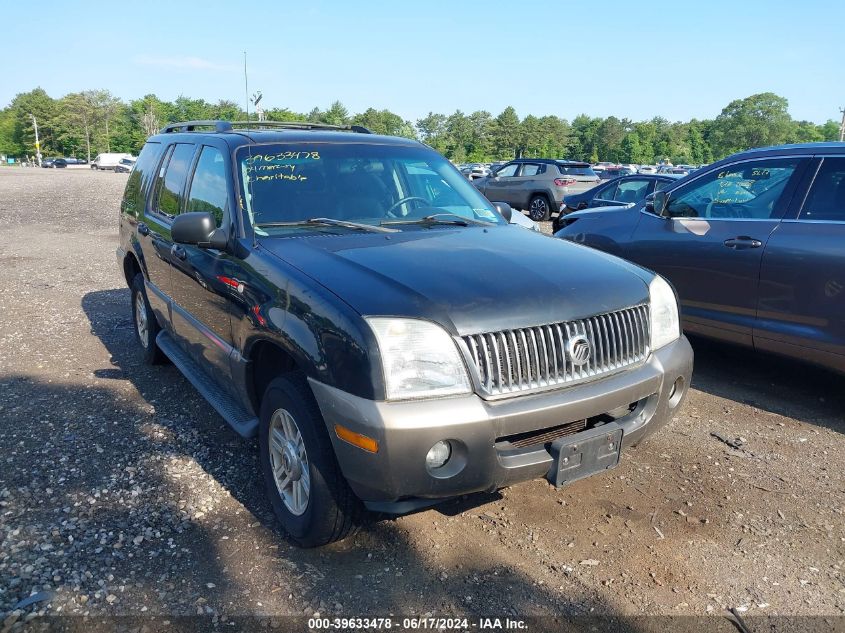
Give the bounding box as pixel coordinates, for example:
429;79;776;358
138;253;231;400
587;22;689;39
268;408;310;516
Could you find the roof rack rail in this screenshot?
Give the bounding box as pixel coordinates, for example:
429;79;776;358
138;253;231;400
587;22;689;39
228;121;372;134
160;120;373;135
160;120;233;133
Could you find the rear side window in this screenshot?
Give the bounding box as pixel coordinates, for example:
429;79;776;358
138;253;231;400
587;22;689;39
519;163;542;176
187;146;229;227
153;144;196;217
122;142;161;216
801;158;845;222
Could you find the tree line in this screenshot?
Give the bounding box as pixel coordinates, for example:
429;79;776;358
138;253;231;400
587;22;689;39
0;88;839;165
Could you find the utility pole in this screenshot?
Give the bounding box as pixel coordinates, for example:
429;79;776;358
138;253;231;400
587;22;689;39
839;107;845;142
29;114;42;167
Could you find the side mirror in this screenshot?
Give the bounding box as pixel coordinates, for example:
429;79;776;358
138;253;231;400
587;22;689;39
171;212;228;249
493;202;513;223
650;190;669;217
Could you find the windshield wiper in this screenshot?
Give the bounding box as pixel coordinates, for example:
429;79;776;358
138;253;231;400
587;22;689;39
256;217;397;233
381;213;494;227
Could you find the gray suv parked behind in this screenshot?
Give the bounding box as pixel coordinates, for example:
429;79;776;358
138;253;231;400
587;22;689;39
473;159;600;221
117;120;692;547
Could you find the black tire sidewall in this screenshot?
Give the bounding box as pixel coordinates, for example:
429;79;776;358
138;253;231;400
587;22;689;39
130;274;163;365
258;375;357;547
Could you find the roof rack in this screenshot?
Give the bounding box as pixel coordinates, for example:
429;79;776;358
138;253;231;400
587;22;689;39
160;120;233;133
160;120;372;134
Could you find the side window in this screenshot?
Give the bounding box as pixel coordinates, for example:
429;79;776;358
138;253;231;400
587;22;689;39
665;159;799;220
496;163;518;178
614;179;650;203
800;158;845;222
596;183;617;200
519;163;541;177
654;179;673;192
122;142;161;216
187;146;229;227
153;143;196;217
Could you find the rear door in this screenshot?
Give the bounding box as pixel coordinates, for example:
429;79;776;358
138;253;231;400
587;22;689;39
139;143;196;324
755;155;845;370
625;156;807;346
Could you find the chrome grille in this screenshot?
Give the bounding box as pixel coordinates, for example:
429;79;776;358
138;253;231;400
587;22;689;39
462;304;650;396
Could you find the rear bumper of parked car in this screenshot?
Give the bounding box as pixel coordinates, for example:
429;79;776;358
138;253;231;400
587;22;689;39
309;336;693;512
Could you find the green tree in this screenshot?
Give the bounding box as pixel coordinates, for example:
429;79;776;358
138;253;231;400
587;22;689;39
710;92;793;156
491;106;520;159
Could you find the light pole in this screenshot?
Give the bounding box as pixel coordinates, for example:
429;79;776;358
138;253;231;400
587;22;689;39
29;114;42;167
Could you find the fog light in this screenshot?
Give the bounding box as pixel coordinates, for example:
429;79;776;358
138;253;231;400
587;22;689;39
425;441;451;469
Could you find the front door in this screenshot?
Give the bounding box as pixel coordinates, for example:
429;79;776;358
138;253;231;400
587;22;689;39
625;157;806;346
169;145;239;390
756;156;845;370
482;162;519;206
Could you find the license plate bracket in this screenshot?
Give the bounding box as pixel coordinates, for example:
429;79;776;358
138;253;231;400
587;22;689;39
548;423;623;488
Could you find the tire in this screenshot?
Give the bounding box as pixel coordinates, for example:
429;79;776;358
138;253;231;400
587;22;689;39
259;373;364;547
130;273;166;365
528;194;551;222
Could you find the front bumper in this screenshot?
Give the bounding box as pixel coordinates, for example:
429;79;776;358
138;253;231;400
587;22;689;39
309;336;693;511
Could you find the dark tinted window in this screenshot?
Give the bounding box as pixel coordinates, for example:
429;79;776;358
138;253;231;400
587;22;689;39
801;158;845;221
122;142;161;217
666;159;798;220
154;143;195;217
187;146;228;226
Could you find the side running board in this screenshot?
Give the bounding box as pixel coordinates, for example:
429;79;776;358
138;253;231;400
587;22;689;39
155;331;259;438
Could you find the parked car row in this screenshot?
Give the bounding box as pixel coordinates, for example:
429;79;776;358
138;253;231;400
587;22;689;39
555;142;845;374
41;157;87;168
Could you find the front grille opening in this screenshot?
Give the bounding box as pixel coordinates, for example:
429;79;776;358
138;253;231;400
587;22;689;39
496;401;639;451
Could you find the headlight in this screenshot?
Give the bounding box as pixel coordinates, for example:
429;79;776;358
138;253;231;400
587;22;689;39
649;275;680;350
366;318;471;400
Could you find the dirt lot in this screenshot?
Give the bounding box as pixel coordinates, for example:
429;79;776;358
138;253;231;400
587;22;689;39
1;168;843;629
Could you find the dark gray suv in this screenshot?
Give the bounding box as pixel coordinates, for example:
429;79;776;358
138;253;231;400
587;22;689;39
556;142;845;374
473;159;600;221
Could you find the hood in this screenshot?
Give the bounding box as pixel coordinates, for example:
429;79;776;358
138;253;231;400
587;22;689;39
259;226;650;336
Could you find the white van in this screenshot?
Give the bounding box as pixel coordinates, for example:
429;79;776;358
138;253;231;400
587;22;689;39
91;153;133;170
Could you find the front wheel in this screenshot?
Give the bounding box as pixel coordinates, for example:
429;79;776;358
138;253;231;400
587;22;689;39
259;373;364;547
528;194;551;222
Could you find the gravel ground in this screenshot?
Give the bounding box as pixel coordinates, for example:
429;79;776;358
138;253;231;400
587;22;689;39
1;168;843;629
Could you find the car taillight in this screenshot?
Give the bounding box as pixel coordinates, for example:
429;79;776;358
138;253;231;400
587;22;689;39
555;178;577;187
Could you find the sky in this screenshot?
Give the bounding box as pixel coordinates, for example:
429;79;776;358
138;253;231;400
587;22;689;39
2;0;843;124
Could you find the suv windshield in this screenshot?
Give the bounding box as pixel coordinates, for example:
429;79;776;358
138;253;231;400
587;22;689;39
237;142;503;234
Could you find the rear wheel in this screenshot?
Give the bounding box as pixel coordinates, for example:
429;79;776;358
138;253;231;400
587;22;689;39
259;373;364;547
528;194;551;222
131;273;166;365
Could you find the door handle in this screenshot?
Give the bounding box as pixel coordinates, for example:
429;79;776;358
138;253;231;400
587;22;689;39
723;236;762;249
137;222;150;236
170;244;187;260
